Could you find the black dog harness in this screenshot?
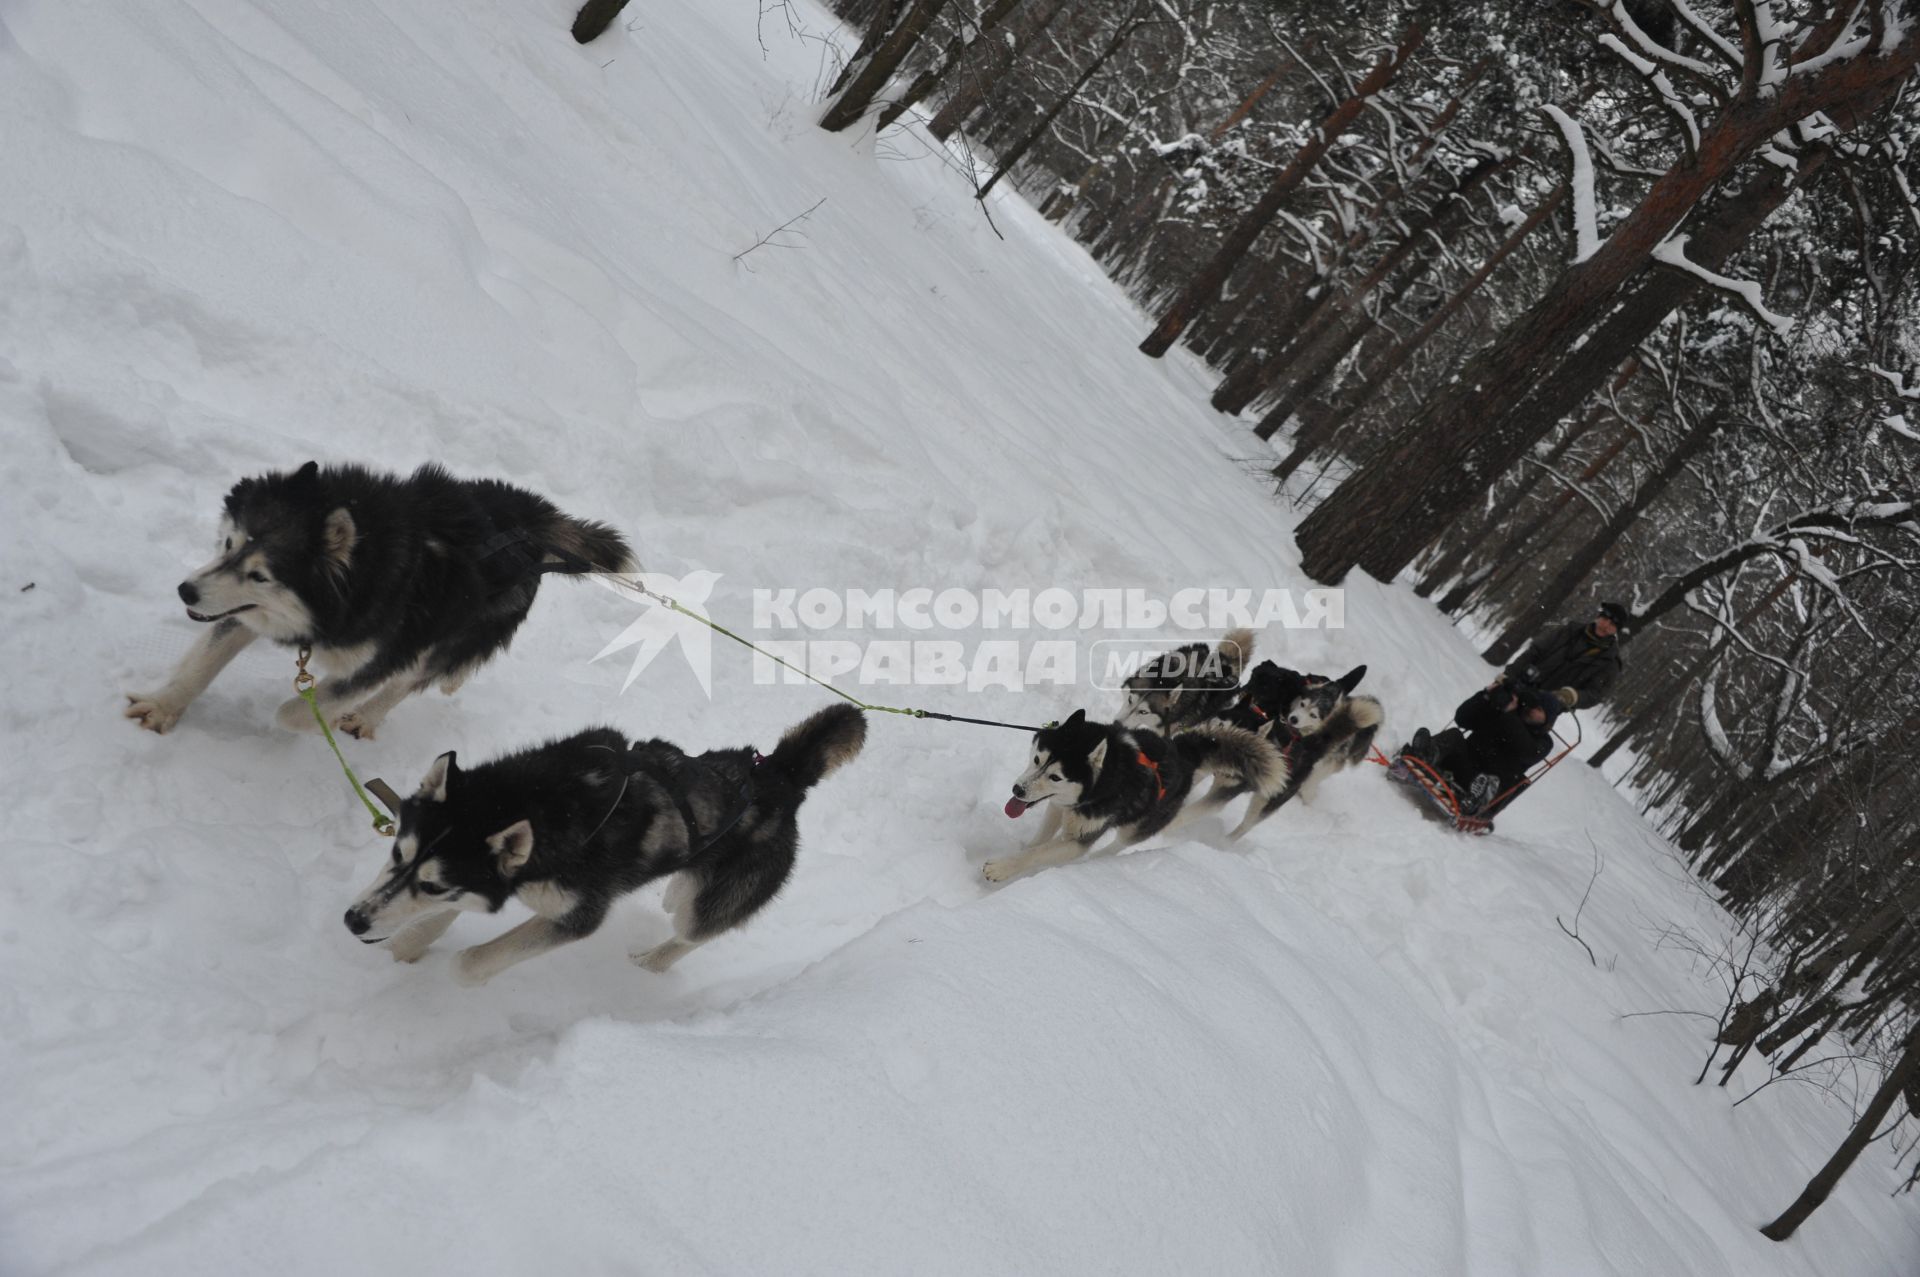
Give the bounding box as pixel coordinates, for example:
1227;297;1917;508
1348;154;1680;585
604;745;759;857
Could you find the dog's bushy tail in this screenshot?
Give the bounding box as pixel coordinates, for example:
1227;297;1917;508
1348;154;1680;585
1341;695;1385;765
1219;627;1256;682
1179;721;1288;800
540;512;638;576
762;704;867;790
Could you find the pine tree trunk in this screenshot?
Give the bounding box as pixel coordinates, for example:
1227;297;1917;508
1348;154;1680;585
1294;53;1910;585
1138;22;1428;358
1761;1023;1920;1240
1255;312;1384;442
874;0;1025;130
1482;409;1720;665
1434;404;1635;613
1219;87;1499;419
1415;397;1613;599
821;0;954;133
926;0;1074;142
976;1;1146;198
1279;182;1568;476
570;0;632;42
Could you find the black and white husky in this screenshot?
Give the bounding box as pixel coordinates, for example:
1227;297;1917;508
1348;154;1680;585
124;461;635;739
984;708;1287;882
343;704;866;984
1119;627;1255;734
1213;665;1383;827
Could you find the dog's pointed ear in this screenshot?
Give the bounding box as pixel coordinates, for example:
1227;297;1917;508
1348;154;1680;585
1336;665;1367;694
487;820;535;873
291;460;320;485
419;751;456;802
322;507;358;567
1086;736;1108;783
1065;708;1086;727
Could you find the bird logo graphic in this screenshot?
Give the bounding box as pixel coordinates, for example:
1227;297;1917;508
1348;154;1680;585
592;569;722;696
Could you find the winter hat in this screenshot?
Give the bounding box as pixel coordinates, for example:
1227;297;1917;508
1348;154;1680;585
1597;601;1630;627
1532;687;1567;723
1553;687;1579;709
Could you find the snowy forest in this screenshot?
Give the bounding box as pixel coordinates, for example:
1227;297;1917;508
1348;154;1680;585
777;0;1920;1240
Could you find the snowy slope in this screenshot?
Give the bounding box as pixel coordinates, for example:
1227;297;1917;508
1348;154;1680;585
1;1;1914;1272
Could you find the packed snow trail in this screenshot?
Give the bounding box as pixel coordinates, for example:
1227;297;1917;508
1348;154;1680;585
1;1;1915;1273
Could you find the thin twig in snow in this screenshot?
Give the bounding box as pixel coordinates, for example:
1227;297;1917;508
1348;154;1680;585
1556;833;1607;967
732;198;829;270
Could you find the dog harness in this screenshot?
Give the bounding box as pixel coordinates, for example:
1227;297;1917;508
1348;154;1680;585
1135;750;1167;802
620;747;759;857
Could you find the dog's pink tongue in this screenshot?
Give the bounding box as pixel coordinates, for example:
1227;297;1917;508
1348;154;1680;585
1004;796;1031;818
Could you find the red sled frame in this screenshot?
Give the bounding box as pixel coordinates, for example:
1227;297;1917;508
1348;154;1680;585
1369;713;1582;834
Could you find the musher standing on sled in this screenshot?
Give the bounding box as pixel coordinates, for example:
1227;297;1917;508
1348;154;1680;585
1390;600;1625;824
1500;600;1629;708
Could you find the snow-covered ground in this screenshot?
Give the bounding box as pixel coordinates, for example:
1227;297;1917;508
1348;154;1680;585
2;1;1914;1272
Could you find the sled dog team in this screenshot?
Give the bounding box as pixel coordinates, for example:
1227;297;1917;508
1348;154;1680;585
127;463;1382;986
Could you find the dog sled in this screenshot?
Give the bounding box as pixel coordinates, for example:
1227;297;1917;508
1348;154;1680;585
1378;713;1581;835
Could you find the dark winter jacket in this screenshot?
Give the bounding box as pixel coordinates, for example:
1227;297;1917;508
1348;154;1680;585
1446;689;1555;789
1504;621;1623;704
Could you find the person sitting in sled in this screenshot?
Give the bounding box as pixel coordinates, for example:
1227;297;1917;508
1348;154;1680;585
1502;600;1628;708
1400;684;1576;815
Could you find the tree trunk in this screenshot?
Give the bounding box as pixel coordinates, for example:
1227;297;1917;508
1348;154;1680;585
874;0;1025;130
1219;87;1501;419
1293;48;1912;585
926;0;1074;142
1438;405;1635;615
1481;409;1722;665
1138;21;1428;357
821;0;954;133
570;0;632;42
1760;1023;1920;1240
976;2;1147;198
1414;408;1606;597
1255;315;1374;441
1278;182;1568;477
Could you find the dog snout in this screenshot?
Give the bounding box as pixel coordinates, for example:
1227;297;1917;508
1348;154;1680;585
1012;783;1028;800
343;908;371;936
177;581;200;606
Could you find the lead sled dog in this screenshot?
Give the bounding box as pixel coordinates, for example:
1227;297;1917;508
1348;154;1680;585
986;709;1288;882
125;461;634;739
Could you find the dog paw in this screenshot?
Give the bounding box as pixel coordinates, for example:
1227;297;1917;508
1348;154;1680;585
123;693;185;734
982;858;1021;883
276;696;322;733
389;936;431;964
629;942;680;973
453;951;493;986
334;710;379;741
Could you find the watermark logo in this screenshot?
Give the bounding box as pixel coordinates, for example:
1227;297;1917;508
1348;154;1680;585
593;570;720;694
1088;636;1250;691
596;579;1341;696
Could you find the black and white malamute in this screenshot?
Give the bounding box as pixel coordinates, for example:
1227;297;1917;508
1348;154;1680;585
985;708;1287;882
343;704;866;984
125;461;635;739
